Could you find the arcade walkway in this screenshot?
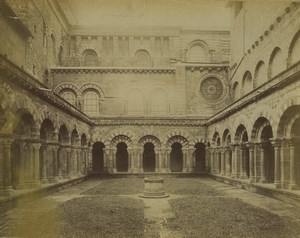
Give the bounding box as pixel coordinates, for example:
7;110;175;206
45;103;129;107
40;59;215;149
0;177;300;238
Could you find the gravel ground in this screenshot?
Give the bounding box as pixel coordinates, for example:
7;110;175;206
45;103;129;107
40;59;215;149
58;196;144;238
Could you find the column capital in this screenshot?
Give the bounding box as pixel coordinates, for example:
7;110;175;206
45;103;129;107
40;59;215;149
246;142;255;149
269;138;282;147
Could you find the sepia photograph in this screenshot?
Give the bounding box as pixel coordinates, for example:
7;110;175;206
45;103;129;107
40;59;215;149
0;0;300;237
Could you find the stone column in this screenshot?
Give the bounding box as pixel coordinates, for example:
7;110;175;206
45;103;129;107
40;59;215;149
31;142;41;186
280;139;288;188
66;147;72;178
270;138;281;188
240;143;248;179
247;142;255;182
182;148;187;172
127;148;134;173
51;144;59;182
166;148;171;172
288;139;297;190
220;148;226;176
230;144;238;178
76;147;82;175
225;147;231;176
187;146;194;172
0;136;14;196
16;141;27;189
210;148;215;174
205;147;210;172
154;149;159;173
70;147;76;177
260;143;267;183
112;148;117;173
160;147;166;173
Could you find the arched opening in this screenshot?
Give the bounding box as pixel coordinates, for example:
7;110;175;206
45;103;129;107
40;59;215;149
57;125;69;178
82;49;98;66
235;125;249;179
11;110;37;189
58;46;63;66
291;118;300;187
92;142;105;173
261;125;274;183
254;61;267;87
269;47;285;79
232;82;239;101
40;119;55;182
277;105;300;189
134;50;150;67
50;34;56;66
83;90;99;115
61;90;76;106
143;142;155;172
188;44;207;62
288;31;300;66
0;106;6;131
170;142;183;172
242;71;253;95
116;142;128;172
195;143;206;172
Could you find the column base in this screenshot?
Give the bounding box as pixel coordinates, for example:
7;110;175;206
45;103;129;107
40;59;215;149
0;187;14;197
260;178;267;183
288;183;298;190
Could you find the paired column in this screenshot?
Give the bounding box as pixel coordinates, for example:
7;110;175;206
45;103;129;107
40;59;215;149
288;139;297;190
230;144;238;178
270;138;281;188
247;142;255;182
0;136;14;196
220;148;226;176
259;143;267;183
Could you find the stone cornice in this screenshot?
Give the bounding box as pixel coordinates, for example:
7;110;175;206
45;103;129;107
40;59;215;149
92;116;208;127
205;61;300;126
0;54;93;125
51;67;176;75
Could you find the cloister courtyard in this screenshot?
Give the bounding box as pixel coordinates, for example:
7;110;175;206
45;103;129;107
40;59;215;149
1;176;300;238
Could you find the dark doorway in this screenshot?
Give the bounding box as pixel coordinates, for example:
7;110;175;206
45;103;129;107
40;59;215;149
116;142;128;172
170;142;183;172
143;143;155;172
195;143;206;172
92;142;105;173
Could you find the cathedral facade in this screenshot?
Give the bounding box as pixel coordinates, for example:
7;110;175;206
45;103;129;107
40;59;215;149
0;0;299;196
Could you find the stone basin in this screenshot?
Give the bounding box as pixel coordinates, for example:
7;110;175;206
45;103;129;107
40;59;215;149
139;177;169;198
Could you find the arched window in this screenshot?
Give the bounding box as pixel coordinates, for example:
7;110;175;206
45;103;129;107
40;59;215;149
254;61;267;87
50;34;56;66
82;49;98;66
61;91;76;106
127;90;144;115
232;82;240;101
288;31;300;66
242;71;253;95
269;47;285;79
188;45;207;62
84;91;99;115
135;50;150;67
150;89;168;115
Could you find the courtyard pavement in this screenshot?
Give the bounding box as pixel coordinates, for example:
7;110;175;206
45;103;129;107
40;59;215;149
0;177;300;237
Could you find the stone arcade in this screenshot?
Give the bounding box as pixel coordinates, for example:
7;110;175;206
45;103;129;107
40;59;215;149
0;0;300;199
